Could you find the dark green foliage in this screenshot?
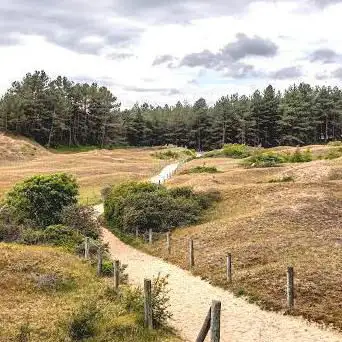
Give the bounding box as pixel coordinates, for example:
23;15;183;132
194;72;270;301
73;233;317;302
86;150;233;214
181;166;219;174
6;173;78;227
105;182;217;234
3;71;342;150
19;229;45;245
286;148;312;163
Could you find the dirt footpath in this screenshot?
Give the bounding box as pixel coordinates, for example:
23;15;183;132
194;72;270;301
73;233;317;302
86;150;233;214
101;226;342;342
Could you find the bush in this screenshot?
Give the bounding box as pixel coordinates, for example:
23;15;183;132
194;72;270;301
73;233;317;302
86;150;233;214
43;224;83;249
105;182;218;234
67;302;100;340
19;228;45;245
181;166;219;174
286;148;312;163
244;152;285;168
61;205;101;239
6;173;78;227
152;150;179;160
222;144;251;158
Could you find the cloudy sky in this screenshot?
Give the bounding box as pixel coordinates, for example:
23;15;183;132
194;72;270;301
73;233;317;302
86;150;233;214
1;0;342;107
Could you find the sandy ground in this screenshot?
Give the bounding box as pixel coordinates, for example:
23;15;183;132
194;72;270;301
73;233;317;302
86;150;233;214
94;165;342;342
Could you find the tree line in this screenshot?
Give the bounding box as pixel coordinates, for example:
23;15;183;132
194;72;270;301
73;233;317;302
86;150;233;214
1;70;342;150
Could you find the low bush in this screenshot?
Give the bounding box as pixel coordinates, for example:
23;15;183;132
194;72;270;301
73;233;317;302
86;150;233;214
43;224;83;249
244;152;285;168
19;228;45;245
105;182;218;234
67;302;100;340
268;176;294;183
285;148;312;163
5;173;78;227
244;148;313;168
328;140;342;146
181;166;219;174
222;144;251;158
152;150;179;160
324;148;342;160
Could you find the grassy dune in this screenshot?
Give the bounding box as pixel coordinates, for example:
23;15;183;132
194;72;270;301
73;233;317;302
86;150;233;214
0;243;180;342
0;135;166;204
144;147;342;330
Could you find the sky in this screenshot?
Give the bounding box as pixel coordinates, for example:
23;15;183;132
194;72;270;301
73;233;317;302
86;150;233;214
1;0;342;108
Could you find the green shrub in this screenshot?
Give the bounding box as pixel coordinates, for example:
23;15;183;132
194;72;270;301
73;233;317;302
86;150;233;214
181;166;219;174
105;182;218;234
152;150;179;160
19;229;45;245
6;173;78;227
222;144;251;158
43;224;83;249
286;148;312;163
244;152;285;168
67;302;100;341
61;205;101;239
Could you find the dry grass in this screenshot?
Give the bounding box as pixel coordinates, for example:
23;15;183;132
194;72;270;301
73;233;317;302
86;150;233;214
0;133;48;163
145;153;342;331
0;243;181;342
0;136;165;204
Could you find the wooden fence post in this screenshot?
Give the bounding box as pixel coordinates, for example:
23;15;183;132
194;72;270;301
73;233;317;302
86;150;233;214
166;232;171;254
287;266;294;309
226;253;232;283
211;300;221;342
195;307;211;342
149;229;153;244
113;260;120;289
97;248;103;276
84;237;89;259
189;238;194;269
144;279;153;329
135;228;139;238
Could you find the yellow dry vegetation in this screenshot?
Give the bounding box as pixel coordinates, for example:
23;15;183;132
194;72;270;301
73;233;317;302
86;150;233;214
0;133;48;163
0;243;181;342
0;136;165;204
145;149;342;331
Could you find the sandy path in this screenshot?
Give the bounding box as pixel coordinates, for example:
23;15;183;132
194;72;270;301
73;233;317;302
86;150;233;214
95;164;342;342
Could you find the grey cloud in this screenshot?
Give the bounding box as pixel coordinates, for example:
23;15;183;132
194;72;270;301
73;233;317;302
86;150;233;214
180;34;278;77
224;63;265;79
270;66;303;80
152;55;175;66
0;1;143;53
309;48;339;63
332;68;342;79
222;33;278;61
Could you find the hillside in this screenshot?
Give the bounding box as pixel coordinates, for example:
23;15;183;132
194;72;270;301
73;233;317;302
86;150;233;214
0;243;180;342
0;143;165;204
0;133;49;163
144;145;342;330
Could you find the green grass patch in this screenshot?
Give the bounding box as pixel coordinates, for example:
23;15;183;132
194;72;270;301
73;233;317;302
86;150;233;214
324;147;342;160
181;166;220;174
